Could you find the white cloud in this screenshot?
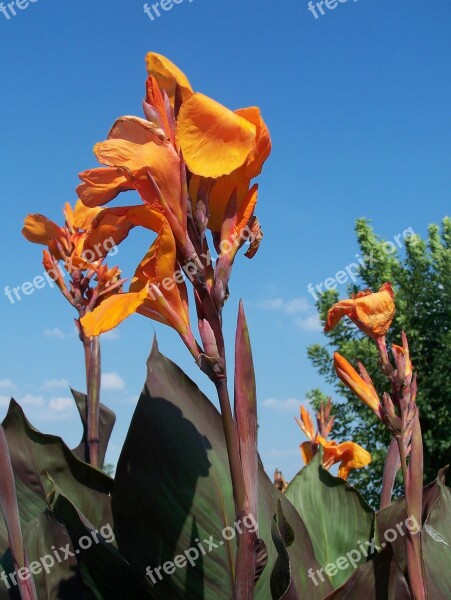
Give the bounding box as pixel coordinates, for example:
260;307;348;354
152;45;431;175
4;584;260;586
262;398;301;412
294;314;322;332
0;395;10;407
101;372;125;391
43;327;66;340
258;297;310;315
101;330;120;341
42;378;69;391
48;396;73;411
20;394;45;407
0;379;17;391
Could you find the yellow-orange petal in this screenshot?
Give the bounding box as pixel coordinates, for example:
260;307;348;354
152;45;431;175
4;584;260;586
77;168;134;208
80;287;149;337
69;200;102;231
334;353;381;415
145;52;193;103
22;214;63;245
176;92;257;178
235;106;272;179
335;442;372;479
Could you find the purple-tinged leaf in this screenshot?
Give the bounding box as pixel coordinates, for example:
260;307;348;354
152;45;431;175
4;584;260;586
380;438;401;509
0;425;37;600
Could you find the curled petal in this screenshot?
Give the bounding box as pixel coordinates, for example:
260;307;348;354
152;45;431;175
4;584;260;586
145;52;193;103
77;167;134;208
176;92;257;178
22;214;63;245
65;200;102;231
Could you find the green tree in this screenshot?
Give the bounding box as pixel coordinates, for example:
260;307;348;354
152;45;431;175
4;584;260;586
308;217;451;507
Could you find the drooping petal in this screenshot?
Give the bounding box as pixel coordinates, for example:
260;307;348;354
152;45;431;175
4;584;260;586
22;214;63;245
80;286;149;337
145;52;193;103
77;167;134;208
176;92;257;178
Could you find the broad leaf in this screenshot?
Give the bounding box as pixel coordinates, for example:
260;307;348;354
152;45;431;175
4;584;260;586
112;341;331;600
285;452;375;588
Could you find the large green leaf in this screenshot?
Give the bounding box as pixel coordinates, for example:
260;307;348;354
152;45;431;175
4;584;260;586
112;341;332;600
422;477;451;598
285;452;375;588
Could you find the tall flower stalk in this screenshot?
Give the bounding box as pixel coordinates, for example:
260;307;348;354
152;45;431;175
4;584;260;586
22;201;124;467
77;52;271;598
327;283;426;600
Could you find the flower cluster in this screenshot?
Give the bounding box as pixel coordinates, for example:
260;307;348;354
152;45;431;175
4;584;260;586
76;52;271;374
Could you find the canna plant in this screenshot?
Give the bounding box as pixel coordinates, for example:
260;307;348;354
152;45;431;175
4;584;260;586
0;53;449;600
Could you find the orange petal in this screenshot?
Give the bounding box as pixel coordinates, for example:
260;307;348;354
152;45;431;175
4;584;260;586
176;93;257;178
145;52;193;103
334;353;381;416
22;214;63;245
207;169;250;232
326;283;395;339
235;106;271;179
94;139;182;219
69;200;102;231
80;287;149;337
108;115;167;145
77;167;134;208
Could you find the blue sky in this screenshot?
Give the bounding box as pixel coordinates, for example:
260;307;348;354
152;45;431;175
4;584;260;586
0;0;450;480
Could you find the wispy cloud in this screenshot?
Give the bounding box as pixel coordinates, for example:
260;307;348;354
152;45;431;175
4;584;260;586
0;395;11;407
101;372;126;391
48;396;73;411
294;314;322;332
101;330;120;341
259;296;322;333
43;327;66;340
20;394;45;407
258;297;310;314
262;398;300;412
42;378;69;391
0;379;17;391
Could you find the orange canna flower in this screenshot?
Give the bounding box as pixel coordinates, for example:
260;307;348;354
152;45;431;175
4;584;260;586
316;436;372;480
297;404;371;480
325;282;395;340
334;352;383;418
